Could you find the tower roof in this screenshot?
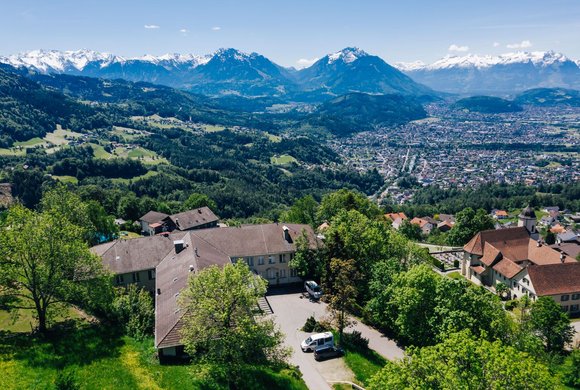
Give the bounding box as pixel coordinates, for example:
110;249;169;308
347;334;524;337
520;206;536;219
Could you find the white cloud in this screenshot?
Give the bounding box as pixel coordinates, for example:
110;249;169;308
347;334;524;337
448;44;469;52
296;58;319;69
179;28;188;34
493;42;500;47
211;26;221;31
506;40;532;49
144;24;160;29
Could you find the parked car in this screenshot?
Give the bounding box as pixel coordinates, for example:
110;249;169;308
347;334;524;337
314;345;345;361
301;331;334;352
305;280;323;300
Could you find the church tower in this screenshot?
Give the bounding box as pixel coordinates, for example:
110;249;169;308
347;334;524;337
518;206;539;240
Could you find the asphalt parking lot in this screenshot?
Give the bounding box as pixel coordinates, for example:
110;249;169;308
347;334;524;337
267;291;343;390
267;288;404;389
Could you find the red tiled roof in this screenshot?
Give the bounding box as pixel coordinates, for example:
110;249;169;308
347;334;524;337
385;212;408;222
528;263;580;295
492;258;523;279
463;227;529;256
470;265;485;274
480;242;502;266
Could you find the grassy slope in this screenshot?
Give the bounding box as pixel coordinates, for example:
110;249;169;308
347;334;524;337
0;311;307;390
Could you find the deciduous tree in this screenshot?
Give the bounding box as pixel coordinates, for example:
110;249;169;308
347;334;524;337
530;296;574;352
179;261;289;382
325;258;360;341
369;331;556;390
447;207;494;246
183;192;217;211
0;205;106;333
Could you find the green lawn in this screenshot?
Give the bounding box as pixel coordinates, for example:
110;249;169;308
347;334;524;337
90;143;114;159
111;170;159;184
335;333;387;387
14;137;46;148
447;271;464;280
52;175;79;184
270;154;298;166
0;148;25;156
202;124;226;133
0;312;308;389
265;133;282;142
343;347;386;386
44;128;83;146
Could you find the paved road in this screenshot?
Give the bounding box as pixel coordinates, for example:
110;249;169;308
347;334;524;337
267;291;404;390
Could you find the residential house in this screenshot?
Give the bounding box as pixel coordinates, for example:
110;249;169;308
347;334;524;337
438;214;456;224
557;231;578;244
437;220;454;232
385;212;408;230
461;209;580;314
550;224;566;234
410;217;436;235
92;223;320;359
139;207;219;236
492;210;509;220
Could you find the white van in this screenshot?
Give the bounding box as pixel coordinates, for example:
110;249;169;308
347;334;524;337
305;280;323;300
301;331;334;352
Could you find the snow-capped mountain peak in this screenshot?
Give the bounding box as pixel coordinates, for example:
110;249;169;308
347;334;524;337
327;47;369;64
0;49;122;72
212;48;256;63
397;51;575;72
394;60;426;72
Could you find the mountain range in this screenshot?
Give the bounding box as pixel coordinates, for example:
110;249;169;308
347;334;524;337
396;51;580;94
3;48;580;98
0;47;431;99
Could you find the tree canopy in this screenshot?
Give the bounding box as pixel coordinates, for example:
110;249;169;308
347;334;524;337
179;261;289;383
369;330;557;390
0;204;107;333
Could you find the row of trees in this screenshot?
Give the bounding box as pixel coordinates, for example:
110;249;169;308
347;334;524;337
391;182;580;218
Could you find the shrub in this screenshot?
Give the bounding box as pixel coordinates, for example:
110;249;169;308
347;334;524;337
431;257;445;271
302;316;317;332
112;284;154;339
504;300;518;311
341;330;369;350
301;316;329;333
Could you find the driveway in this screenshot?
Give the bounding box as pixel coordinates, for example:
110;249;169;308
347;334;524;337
267;290;404;390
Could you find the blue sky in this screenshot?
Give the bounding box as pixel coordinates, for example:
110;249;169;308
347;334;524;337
2;0;579;67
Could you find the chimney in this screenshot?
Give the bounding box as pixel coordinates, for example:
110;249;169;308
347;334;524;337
560;253;565;262
189;265;194;272
156;288;161;295
282;225;292;243
175;218;180;228
198;209;202;214
174;240;185;254
194;247;199;257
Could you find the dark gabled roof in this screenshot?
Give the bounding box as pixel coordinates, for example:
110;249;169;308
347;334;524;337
167;207;219;231
191;223;318;257
528;262;580;296
154;232;231;349
140;211;170;224
154;223;318;349
93;235;177;274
